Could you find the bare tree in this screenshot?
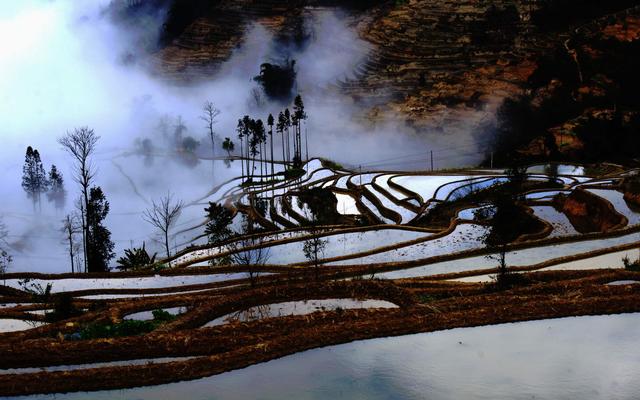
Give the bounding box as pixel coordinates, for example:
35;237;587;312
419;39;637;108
201;101;222;174
228;216;270;287
143;192;184;260
58;127;99;273
61;214;81;274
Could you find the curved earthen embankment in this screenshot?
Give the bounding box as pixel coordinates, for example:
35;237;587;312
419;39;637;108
1;269;640;396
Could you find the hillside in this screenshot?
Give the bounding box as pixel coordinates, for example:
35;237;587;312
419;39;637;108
149;0;640;149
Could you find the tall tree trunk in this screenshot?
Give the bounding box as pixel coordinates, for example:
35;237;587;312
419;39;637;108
68;232;75;274
164;231;170;260
281;133;286;172
305;124;309;161
260;141;264;178
270;130;275;177
210;133;215;179
239;137;244;182
80;202;88;273
285;128;290;167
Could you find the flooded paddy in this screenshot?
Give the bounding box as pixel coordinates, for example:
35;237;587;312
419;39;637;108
204;298;397;326
15;313;640;399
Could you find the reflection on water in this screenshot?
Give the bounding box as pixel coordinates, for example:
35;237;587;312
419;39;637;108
204;299;398;327
0;319;45;333
14;313;640;399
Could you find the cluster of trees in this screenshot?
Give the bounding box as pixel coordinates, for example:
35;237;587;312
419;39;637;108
21;147;66;212
140;115;203;168
254;60;297;100
204;201;270;285
236;94;308;183
58;128;115;273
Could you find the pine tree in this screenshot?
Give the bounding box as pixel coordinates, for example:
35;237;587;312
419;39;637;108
267;114;275;177
248;119;261;180
237;119;245;182
85;186;115;273
277;111;286;168
293;95;306;167
47;165;66;212
204;202;234;244
21;147;49;212
21;146;38;210
254;119;266;179
284;108;292;166
242;115;252;181
32;149;49;211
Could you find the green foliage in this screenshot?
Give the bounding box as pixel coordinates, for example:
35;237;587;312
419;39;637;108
116;243;156;271
151;309;177;322
205;202;234;245
152;263;168;273
79;319;156;339
78;309;176;339
283;168;305;180
86;186;115;273
320;158;344;171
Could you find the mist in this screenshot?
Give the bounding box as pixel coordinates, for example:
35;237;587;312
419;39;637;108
0;1;483;273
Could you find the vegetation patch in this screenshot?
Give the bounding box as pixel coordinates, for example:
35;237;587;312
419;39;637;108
76;309;176;340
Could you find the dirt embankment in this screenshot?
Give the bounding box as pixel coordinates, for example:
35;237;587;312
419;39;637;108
553;188;627;232
622;175;640;209
2;269;640;396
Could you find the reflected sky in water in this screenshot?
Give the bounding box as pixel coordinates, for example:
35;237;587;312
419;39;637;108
13;313;640;400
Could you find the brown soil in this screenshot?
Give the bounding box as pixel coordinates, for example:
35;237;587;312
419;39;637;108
2;269;640;396
553;188;627;233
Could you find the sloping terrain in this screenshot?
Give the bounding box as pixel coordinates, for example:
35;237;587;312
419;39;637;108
149;0;640;136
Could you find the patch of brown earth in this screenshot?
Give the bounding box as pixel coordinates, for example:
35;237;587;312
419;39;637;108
553;188;627;233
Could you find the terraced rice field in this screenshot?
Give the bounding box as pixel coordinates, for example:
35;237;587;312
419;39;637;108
3;159;640;396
